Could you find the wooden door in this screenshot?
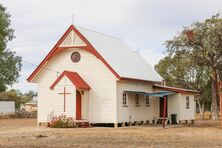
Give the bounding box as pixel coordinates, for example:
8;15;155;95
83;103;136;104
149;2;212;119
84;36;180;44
159;97;168;117
76;91;82;120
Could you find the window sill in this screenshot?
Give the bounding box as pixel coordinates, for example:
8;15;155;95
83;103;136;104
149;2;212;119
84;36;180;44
135;105;140;107
122;105;128;107
146;105;150;107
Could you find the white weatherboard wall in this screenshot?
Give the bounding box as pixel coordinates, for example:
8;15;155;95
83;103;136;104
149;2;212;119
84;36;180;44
33;48;117;123
116;81;155;123
179;93;195;120
152;97;159;120
167;93;181;120
53;76;76;117
0;101;15;114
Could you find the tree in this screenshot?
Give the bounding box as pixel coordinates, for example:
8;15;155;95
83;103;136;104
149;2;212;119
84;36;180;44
24;90;37;98
0;4;14;52
0;50;22;91
0;4;22;91
0;89;34;109
165;14;222;120
24;90;37;102
155;52;211;119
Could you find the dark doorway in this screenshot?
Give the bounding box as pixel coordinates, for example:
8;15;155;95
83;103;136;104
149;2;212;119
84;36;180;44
159;97;168;117
76;91;82;120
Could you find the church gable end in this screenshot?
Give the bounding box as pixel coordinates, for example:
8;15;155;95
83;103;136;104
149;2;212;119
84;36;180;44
60;30;86;47
27;25;120;82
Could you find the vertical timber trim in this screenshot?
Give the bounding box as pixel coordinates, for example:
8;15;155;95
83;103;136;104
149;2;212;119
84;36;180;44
114;123;118;128
162;96;167;128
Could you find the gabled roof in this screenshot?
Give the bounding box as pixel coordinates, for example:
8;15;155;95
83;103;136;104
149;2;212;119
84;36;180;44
27;25;163;83
50;71;90;90
153;84;200;94
76;26;163;83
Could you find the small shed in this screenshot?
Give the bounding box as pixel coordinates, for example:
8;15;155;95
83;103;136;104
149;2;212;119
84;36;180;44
0;101;15;114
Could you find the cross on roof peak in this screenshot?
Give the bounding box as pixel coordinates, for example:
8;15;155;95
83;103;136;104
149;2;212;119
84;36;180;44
71;14;75;25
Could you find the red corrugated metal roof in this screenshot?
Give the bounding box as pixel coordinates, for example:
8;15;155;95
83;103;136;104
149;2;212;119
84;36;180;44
50;71;90;90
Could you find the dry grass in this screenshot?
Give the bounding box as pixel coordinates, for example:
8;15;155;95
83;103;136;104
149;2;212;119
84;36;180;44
0;118;221;148
0;118;37;132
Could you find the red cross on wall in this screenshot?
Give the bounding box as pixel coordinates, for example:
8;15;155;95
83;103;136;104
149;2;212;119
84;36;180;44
58;87;71;112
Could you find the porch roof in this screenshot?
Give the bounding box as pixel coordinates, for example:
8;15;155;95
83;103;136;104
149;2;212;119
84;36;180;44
124;91;176;97
50;71;91;90
153;84;200;93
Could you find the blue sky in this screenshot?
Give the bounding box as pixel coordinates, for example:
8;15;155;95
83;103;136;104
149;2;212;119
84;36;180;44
1;0;222;93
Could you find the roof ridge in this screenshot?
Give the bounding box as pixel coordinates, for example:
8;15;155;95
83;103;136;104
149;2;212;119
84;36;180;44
74;25;122;41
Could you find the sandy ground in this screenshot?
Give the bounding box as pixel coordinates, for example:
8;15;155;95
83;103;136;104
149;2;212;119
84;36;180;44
0;118;221;148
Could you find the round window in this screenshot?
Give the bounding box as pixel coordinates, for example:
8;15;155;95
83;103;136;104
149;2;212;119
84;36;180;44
71;52;81;63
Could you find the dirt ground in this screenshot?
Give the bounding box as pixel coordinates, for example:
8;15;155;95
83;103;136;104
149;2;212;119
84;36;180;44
0;118;221;148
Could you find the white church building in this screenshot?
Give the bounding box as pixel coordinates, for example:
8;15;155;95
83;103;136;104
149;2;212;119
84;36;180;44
27;25;198;127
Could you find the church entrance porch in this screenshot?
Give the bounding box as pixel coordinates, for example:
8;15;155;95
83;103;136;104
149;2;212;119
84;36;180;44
57;88;83;120
48;70;91;122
